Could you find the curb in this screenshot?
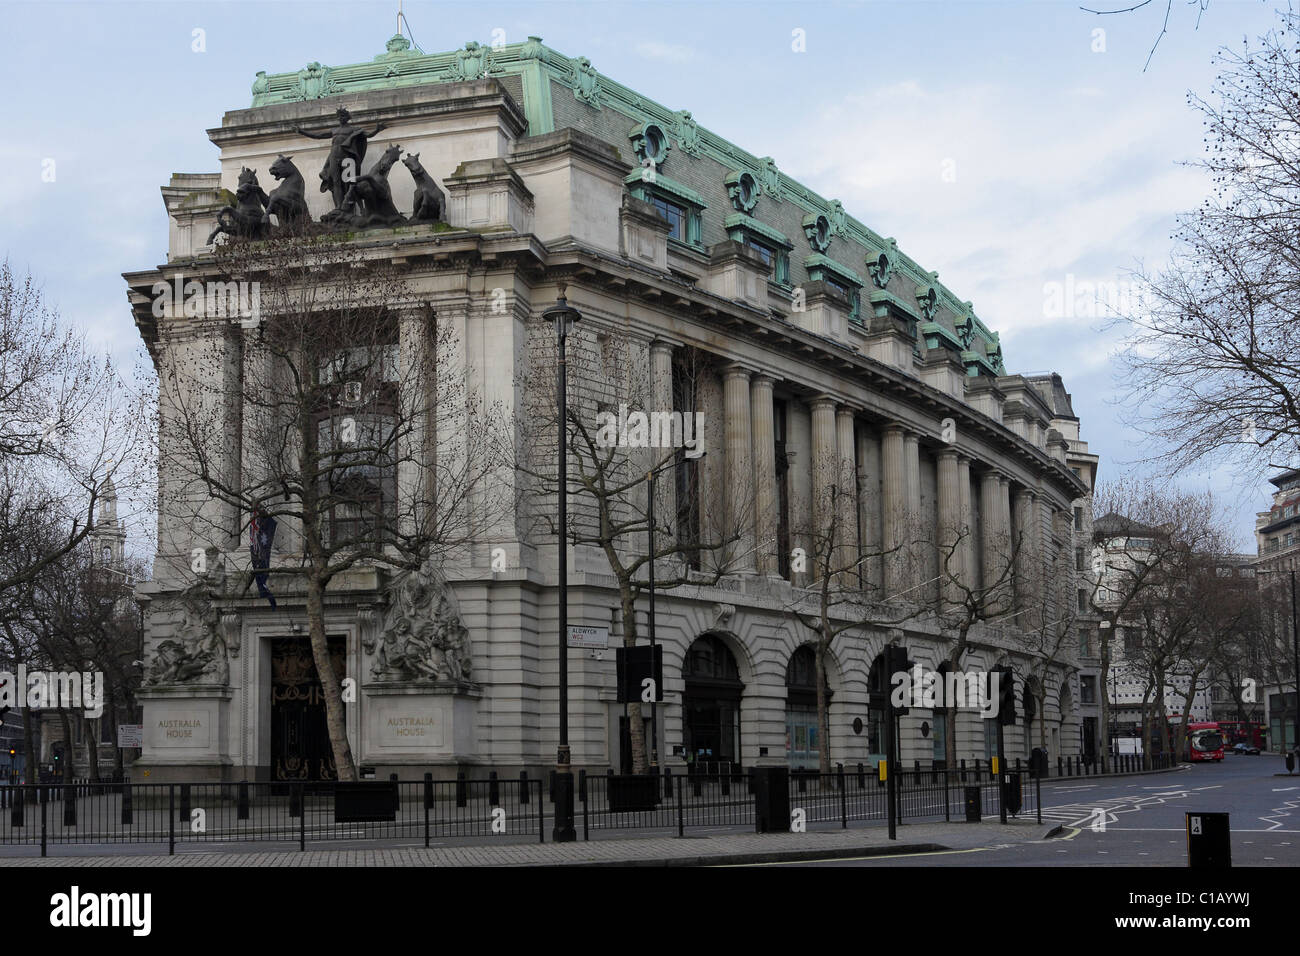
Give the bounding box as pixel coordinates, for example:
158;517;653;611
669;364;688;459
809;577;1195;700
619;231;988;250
562;842;951;867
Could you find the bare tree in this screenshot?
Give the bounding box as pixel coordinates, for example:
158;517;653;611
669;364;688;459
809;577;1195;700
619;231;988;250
1088;481;1236;754
519;326;747;774
154;232;506;781
0;260;148;597
1116;12;1300;470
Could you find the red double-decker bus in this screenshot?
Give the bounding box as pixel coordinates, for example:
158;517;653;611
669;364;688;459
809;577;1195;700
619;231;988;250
1215;720;1265;749
1184;722;1225;762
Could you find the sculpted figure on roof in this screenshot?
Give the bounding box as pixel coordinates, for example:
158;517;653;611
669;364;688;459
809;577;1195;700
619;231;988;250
294;107;389;210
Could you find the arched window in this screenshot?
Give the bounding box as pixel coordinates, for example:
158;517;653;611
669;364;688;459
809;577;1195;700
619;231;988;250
683;635;743;771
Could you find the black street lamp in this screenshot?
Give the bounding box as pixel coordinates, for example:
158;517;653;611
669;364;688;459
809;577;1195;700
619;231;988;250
643;452;701;772
543;284;580;841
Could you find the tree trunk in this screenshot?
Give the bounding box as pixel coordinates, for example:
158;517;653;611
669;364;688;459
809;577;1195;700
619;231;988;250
1100;628;1112;759
83;714;101;783
619;586;649;774
305;574;356;781
57;708;73;780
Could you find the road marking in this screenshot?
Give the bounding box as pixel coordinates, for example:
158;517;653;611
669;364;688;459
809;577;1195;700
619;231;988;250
1272;787;1298;792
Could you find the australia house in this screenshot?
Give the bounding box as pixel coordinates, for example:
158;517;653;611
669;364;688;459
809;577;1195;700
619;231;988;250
124;34;1095;783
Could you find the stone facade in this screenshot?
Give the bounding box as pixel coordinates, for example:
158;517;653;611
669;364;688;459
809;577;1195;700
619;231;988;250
124;36;1093;782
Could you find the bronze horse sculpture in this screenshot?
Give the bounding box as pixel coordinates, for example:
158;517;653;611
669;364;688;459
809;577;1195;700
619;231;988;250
324;142;407;229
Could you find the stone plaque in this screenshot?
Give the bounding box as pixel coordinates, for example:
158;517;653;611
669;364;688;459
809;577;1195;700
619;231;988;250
150;715;211;748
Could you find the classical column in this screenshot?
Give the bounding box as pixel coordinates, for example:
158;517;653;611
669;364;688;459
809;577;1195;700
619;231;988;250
856;427;881;595
881;424;907;596
1013;489;1035;611
724;365;755;572
997;474;1014;611
809;396;837;581
957;455;973;594
750;373;778;576
937;449;962;608
904;431;922;597
835;406;859;582
649;341;677;550
979;468;1002;593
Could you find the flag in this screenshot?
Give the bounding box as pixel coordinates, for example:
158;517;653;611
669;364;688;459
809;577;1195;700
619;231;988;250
250;511;278;609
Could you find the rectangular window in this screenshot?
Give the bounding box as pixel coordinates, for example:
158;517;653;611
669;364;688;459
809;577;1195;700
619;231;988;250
1081;676;1097;704
743;237;789;285
1077;588;1087;612
650;196;685;241
1075;547;1084;572
1078;627;1092;657
1073;506;1083;530
932;711;947;763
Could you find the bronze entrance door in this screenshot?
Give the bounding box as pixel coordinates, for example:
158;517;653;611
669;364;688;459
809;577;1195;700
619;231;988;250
271;637;346;782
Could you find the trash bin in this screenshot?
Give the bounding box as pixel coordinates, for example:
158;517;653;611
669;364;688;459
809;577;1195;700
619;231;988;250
964;786;981;822
753;766;791;833
1001;772;1022;816
1030;748;1048;778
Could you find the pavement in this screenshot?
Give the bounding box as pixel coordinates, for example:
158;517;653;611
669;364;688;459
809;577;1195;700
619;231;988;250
0;817;1056;867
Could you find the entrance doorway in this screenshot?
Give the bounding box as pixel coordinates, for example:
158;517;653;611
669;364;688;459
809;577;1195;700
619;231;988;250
785;645;829;769
682;634;743;773
270;636;346;782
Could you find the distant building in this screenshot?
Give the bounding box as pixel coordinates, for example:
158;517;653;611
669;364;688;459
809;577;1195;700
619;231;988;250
1254;468;1300;752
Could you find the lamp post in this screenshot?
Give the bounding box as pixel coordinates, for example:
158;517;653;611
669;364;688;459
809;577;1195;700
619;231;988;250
647;465;660;772
643;452;699;773
1099;619;1113;758
543;285;580;841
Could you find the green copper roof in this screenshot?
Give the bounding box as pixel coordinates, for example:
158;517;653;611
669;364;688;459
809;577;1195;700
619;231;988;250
248;36;1007;368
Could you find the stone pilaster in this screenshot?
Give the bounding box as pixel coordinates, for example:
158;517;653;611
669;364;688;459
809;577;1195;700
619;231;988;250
724;365;756;572
750;373;778;576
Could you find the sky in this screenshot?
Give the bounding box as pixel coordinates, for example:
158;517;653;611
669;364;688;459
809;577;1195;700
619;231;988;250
0;0;1287;552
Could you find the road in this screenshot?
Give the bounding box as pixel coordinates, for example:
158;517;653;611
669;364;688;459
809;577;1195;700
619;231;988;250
758;755;1300;866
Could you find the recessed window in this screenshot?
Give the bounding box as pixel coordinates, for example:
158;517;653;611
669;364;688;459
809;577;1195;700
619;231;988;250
744;237;790;284
650;196;686;241
627;170;705;247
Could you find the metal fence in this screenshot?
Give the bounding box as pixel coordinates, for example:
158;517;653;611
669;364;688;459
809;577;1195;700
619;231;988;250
0;776;544;855
0;751;1171;855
